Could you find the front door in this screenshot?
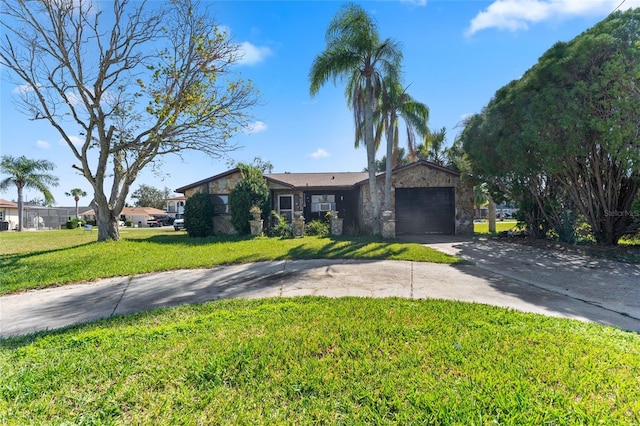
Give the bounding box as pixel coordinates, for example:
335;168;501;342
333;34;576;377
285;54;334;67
278;194;293;222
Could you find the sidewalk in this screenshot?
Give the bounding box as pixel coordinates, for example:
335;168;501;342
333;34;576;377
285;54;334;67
2;258;639;338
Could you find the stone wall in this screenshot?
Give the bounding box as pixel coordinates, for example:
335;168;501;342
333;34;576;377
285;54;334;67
359;163;474;235
183;170;243;235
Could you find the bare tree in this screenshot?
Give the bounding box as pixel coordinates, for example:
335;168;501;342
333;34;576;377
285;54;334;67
1;0;258;241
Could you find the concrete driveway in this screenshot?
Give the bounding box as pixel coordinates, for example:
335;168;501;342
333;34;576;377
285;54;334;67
408;235;640;330
1;237;639;338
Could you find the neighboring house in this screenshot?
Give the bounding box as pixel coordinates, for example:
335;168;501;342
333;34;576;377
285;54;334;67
0;199;19;231
165;195;186;219
82;206;167;227
175;160;474;236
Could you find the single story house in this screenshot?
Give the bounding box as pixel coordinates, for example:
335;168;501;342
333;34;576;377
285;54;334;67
82;206;167;227
0;199;19;231
175;160;474;236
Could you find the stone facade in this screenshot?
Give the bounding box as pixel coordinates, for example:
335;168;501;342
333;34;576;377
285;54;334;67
177;161;473;236
183;170;243;235
359;162;474;236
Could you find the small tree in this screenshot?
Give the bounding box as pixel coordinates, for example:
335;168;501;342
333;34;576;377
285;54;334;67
229;164;269;234
65;188;87;219
184;192;214;238
0;155;58;231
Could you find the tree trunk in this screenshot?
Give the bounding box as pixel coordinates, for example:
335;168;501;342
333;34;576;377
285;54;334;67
383;119;394;212
365;76;381;235
95;200;121;241
17;185;24;231
75;197;80;219
488;197;496;234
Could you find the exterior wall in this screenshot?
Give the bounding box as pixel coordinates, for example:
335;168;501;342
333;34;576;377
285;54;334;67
0;208;19;231
359;165;474;235
270;189;304;224
183;171;244;234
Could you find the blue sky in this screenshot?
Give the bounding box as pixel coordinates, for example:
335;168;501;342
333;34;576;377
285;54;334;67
1;0;636;207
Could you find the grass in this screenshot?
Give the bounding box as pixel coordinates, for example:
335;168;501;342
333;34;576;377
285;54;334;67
473;219;520;235
0;228;461;295
1;297;638;425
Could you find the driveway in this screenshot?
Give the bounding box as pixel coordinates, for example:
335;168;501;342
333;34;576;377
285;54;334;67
406;235;640;331
1;237;639;338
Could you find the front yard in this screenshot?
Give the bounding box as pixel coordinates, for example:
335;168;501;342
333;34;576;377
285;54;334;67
0;228;461;296
2;297;638;424
1;228;639;424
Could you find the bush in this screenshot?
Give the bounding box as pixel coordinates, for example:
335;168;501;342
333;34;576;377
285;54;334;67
124;220;133;227
184;192;215;238
266;211;292;238
305;219;329;237
65;218;84;229
229;164;270;235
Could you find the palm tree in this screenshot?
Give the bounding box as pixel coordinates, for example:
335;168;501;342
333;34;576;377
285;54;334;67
417;127;448;165
377;74;429;210
65;188;88;219
310;3;402;234
0;155;58;231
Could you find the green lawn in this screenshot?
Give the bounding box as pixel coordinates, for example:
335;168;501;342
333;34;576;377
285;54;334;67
0;228;461;295
473;219;520;235
1;298;638;425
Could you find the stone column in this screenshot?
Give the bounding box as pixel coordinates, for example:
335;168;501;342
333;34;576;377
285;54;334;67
250;219;263;236
292;211;305;237
330;211;343;236
381;210;395;239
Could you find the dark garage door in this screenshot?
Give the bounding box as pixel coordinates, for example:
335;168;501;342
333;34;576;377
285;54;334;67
395;187;455;235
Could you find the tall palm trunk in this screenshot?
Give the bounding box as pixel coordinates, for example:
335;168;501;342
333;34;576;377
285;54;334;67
365;77;381;235
17;185;24;231
383;112;396;212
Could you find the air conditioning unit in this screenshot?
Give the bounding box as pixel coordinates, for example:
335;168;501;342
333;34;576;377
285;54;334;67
319;202;332;212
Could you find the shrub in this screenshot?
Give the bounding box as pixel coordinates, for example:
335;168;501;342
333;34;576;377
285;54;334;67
305;219;329;237
124;220;133;227
184;192;215;238
65;218;84;229
266;211;292;238
229;164;270;235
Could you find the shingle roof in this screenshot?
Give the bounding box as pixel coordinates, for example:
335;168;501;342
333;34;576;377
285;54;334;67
265;172;370;188
0;199;17;208
82;206;167;216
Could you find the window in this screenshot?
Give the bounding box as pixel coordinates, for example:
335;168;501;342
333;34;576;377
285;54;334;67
278;195;293;222
311;194;335;213
0;211;4;221
211;194;229;214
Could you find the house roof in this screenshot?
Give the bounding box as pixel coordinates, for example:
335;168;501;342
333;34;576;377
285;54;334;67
175;168;241;193
265;172;370;189
0;199;17;208
83;206;167;216
174;160;460;194
354;160;460;185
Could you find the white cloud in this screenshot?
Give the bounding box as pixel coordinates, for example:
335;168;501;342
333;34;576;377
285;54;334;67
243;121;268;134
217;25;272;66
308;148;330;159
237;41;272;66
401;0;427;6
466;0;640;35
65;91;83;106
12;83;39;94
36;140;51;150
59;135;84;147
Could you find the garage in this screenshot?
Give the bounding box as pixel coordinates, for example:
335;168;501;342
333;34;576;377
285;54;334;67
395;187;455;235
